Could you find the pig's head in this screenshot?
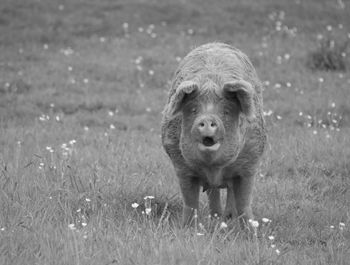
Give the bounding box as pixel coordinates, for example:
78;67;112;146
168;78;255;167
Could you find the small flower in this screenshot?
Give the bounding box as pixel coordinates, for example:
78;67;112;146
84;126;89;131
249;219;259;228
330;225;335;229
276;115;282;120
220;222;228;229
268;235;275;240
148;70;154;76
326;25;332;31
263;110;273;116
331;102;336;108
262;217;271;223
85;198;91;202
274;83;281;89
122;22;129;30
144;196;154;200
196;232;204;236
271;244;276;248
69;139;76;145
68;66;73;71
313;130;318;135
39;162;45;169
68;224;76;230
146;107;152;112
82;222;87;227
318;77;324;83
108;111;114;116
131;203;139;209
339;222;345;230
0;227;5;231
299;111;303;116
83;78;89;84
110;124;115;130
145;208;152;215
275;249;280;255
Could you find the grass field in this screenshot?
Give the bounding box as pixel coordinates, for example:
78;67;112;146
1;0;350;264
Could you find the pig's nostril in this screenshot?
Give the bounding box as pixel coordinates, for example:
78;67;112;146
202;137;215;146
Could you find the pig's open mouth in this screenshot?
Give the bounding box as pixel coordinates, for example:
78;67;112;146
202;137;215;146
198;137;221;152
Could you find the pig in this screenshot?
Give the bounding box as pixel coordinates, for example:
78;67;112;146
161;42;266;227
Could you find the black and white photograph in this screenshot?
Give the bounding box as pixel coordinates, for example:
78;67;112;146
0;0;349;264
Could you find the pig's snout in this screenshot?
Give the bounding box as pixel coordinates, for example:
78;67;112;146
192;115;223;152
197;118;217;138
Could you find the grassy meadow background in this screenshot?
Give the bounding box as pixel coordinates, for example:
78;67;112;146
1;0;350;264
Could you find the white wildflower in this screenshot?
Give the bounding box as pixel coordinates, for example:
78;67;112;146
262;217;271;223
131;203;139;209
249;219;259;228
145;208;152;215
220;222;228;229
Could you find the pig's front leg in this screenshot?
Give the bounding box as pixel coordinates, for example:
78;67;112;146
179;176;200;227
232;175;254;227
206;188;222;217
224;182;237;219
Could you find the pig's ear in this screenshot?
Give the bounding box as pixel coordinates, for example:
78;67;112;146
166;80;198;117
223;80;255;120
